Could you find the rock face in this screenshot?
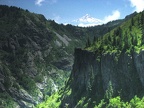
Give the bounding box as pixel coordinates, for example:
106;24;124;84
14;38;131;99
61;48;144;108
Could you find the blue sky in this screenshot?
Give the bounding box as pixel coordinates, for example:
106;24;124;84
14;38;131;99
0;0;144;27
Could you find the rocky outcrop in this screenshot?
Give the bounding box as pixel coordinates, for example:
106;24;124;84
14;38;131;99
9;88;36;108
61;48;144;108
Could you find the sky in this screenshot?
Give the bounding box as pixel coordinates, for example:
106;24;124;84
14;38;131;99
0;0;144;27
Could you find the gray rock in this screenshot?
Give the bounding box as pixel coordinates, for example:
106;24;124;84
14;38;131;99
9;87;36;107
61;48;144;107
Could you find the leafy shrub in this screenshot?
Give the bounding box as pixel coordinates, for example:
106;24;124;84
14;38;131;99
36;92;61;108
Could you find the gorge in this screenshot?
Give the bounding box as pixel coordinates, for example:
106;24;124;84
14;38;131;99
0;5;144;108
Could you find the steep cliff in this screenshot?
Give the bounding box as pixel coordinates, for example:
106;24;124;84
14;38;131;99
61;48;144;108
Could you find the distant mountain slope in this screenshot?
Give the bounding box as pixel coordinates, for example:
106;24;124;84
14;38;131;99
0;5;135;108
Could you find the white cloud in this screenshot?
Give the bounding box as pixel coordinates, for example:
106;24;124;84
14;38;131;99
54;16;61;23
104;10;120;23
73;10;121;27
35;0;57;6
35;0;45;6
129;0;144;12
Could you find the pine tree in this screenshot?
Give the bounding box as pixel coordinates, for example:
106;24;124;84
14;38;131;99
86;37;91;47
93;36;97;44
131;18;134;26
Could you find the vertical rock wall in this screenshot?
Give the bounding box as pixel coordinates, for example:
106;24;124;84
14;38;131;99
62;48;144;107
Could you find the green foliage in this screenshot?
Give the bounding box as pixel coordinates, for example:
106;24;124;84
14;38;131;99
86;37;91;48
76;96;144;108
75;97;86;108
107;96;126;108
94;99;106;108
73;95;144;108
105;81;114;99
36;92;61;108
95;96;144;108
130;96;144;108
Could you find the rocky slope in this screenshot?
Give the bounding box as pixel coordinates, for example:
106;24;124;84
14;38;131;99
0;5;76;108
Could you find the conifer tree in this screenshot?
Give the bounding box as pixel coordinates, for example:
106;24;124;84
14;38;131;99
86;37;91;47
93;36;96;43
131;18;134;26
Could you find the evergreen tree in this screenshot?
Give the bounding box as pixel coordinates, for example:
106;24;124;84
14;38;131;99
86;37;91;47
93;36;96;42
108;33;112;42
131;18;134;26
93;36;97;44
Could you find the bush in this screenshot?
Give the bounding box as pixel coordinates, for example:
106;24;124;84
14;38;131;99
36;92;61;108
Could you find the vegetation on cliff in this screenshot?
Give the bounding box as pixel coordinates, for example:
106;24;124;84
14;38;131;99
36;89;144;108
86;11;144;55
